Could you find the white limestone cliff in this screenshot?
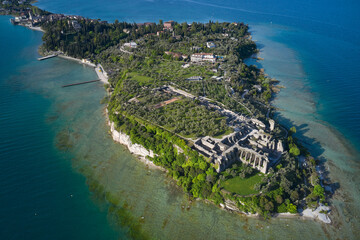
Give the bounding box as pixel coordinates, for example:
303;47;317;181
109;121;155;158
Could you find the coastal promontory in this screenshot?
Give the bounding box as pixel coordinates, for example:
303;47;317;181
2;0;332;221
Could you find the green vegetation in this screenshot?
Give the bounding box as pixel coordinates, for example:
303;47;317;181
41;19;130;58
287;127;301;157
44;16;327;216
4;3;328;216
127;72;154;86
128;98;231;138
0;0;49;16
221;174;263;195
108;111;223;202
40;18;273;118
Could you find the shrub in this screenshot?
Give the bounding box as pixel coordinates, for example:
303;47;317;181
287;203;297;213
277;203;287;213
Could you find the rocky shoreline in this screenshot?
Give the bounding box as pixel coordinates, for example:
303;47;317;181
106;116;331;223
222;199;331;223
108;120;164;171
16;12;331;224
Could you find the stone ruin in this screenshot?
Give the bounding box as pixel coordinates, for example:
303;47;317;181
193;122;284;174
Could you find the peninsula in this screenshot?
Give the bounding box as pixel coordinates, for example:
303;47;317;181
2;0;332;221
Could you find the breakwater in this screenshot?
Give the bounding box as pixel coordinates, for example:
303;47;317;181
62;79;100;87
37;54;57;61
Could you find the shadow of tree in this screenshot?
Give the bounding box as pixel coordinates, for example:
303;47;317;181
273;112;340;199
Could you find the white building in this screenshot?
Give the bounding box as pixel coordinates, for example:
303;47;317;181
191;53;216;63
206;42;216;48
124;42;138;48
186;76;203;81
71;20;81;31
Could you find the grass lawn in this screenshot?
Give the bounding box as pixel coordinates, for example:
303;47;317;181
128;72;153;85
213;128;234;139
221;173;263;196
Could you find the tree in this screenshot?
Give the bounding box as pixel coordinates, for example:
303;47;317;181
201;182;212;198
310;172;320;186
289;143;300;157
290;190;299;202
264;201;274;211
198;161;208;170
190;23;197;33
275;195;283;204
290;126;297;134
277;203;287;213
287;203;297;213
280;177;292;193
313;184;325;197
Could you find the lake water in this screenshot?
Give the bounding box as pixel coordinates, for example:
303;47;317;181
1;0;360;239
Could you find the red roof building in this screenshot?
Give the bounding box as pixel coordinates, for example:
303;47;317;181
163;20;174;30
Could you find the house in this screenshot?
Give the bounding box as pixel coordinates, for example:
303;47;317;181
211;76;223;81
68;15;83;20
81;59;92;64
32;16;42;24
49;14;65;22
71;20;81;31
123;28;130;34
165;51;181;59
253;85;262;92
206;42;216;48
191;53;216;63
124;42;138;48
13;15;28;23
164;51;188;60
163;20;174;30
186;76;203;81
144;22;155;26
157;31;164;36
137;22;154;27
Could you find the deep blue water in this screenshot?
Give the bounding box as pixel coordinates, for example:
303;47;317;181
0;16;120;239
36;0;360;46
1;0;360;239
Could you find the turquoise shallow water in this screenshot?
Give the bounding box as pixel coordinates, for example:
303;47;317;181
245;23;360;236
2;0;360;239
